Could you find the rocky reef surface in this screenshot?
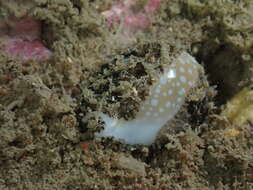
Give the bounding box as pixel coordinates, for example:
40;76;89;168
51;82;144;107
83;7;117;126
0;0;252;189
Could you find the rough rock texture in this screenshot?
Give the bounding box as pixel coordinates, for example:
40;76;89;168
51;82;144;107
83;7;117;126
0;0;253;190
0;6;51;62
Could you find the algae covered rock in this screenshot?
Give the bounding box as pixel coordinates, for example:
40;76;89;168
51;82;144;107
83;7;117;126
9;75;72;115
221;86;253;127
1;0;253;189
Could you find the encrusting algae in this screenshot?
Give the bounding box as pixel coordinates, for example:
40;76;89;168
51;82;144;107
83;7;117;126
221;86;253;127
1;0;253;189
96;52;201;145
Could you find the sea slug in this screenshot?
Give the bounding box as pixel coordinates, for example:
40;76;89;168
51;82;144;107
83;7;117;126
96;52;201;145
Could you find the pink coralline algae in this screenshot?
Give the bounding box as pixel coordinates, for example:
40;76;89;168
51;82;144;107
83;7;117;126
1;17;52;62
7;17;42;41
102;0;160;31
4;38;52;61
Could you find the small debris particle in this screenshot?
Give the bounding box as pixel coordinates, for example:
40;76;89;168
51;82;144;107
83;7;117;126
113;154;146;176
